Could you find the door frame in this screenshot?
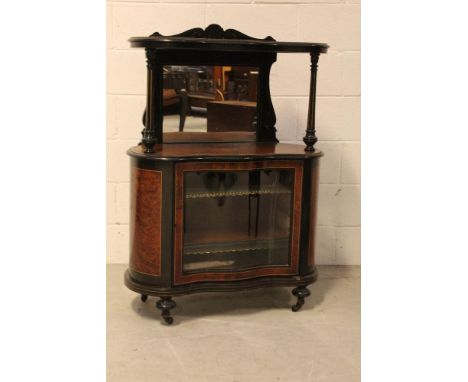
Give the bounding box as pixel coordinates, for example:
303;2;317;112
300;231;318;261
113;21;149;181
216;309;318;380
173;160;303;285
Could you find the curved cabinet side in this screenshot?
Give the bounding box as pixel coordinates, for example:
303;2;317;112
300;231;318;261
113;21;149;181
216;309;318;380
298;156;321;275
308;157;320;267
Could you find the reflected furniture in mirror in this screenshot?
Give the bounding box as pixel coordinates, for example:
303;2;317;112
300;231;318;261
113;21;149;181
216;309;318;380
124;24;328;324
159;65;259;133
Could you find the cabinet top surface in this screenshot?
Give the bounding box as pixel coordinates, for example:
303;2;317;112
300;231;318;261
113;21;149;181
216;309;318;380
129;24;328;54
127;142;323;160
130;36;328;53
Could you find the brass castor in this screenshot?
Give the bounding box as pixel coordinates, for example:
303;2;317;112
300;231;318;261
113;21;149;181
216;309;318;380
291;286;311;312
156;297;176;325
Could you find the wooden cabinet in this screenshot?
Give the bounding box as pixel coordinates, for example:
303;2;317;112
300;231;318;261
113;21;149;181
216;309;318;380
123;24;328;324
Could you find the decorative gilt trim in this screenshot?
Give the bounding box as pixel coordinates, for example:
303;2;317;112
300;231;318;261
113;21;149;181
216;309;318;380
185;187;290;199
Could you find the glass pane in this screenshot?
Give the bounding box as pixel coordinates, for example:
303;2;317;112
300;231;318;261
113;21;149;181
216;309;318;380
182;168;294;273
162;65;258;143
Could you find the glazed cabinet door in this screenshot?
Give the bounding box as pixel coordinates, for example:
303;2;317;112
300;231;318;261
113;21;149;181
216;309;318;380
173;160;303;284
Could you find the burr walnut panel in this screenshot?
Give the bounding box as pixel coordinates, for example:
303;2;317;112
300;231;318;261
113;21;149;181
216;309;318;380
129;168;162;276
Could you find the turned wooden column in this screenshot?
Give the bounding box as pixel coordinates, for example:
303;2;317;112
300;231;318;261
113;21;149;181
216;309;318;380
303;53;320;152
141;48;163;153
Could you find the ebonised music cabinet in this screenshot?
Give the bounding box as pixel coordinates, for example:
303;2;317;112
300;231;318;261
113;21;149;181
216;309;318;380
123;24;328;324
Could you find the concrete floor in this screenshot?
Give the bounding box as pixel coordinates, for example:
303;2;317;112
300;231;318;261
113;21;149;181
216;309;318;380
107;264;360;382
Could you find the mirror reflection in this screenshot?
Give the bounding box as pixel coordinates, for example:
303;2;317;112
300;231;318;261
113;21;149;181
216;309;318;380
162;65;258;141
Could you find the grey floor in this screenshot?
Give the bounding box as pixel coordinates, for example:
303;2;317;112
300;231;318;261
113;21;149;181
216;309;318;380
107;264;360;382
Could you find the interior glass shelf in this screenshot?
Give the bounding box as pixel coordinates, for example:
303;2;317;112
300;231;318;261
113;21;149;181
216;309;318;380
183;238;290;272
184;237;290;256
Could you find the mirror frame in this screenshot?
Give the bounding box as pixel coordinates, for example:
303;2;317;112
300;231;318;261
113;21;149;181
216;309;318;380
145;50;278;145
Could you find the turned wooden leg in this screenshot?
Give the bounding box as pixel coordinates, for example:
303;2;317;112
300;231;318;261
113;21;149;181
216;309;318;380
140;294;148;302
291;286;311;312
156;297;176;325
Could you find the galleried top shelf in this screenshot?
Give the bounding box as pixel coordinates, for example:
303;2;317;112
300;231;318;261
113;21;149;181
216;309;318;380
130;24;328;53
130;24;328;153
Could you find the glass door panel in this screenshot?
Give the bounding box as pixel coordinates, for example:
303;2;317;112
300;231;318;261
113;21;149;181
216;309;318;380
182;168;293;273
174;161;303;284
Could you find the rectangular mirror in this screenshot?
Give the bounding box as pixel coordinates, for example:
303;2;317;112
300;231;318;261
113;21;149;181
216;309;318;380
161;65;259;143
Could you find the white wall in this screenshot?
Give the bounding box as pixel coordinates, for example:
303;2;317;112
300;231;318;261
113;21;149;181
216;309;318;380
107;0;360;264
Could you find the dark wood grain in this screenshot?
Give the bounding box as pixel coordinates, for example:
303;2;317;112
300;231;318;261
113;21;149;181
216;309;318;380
129;167;162;276
173;160;303;285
